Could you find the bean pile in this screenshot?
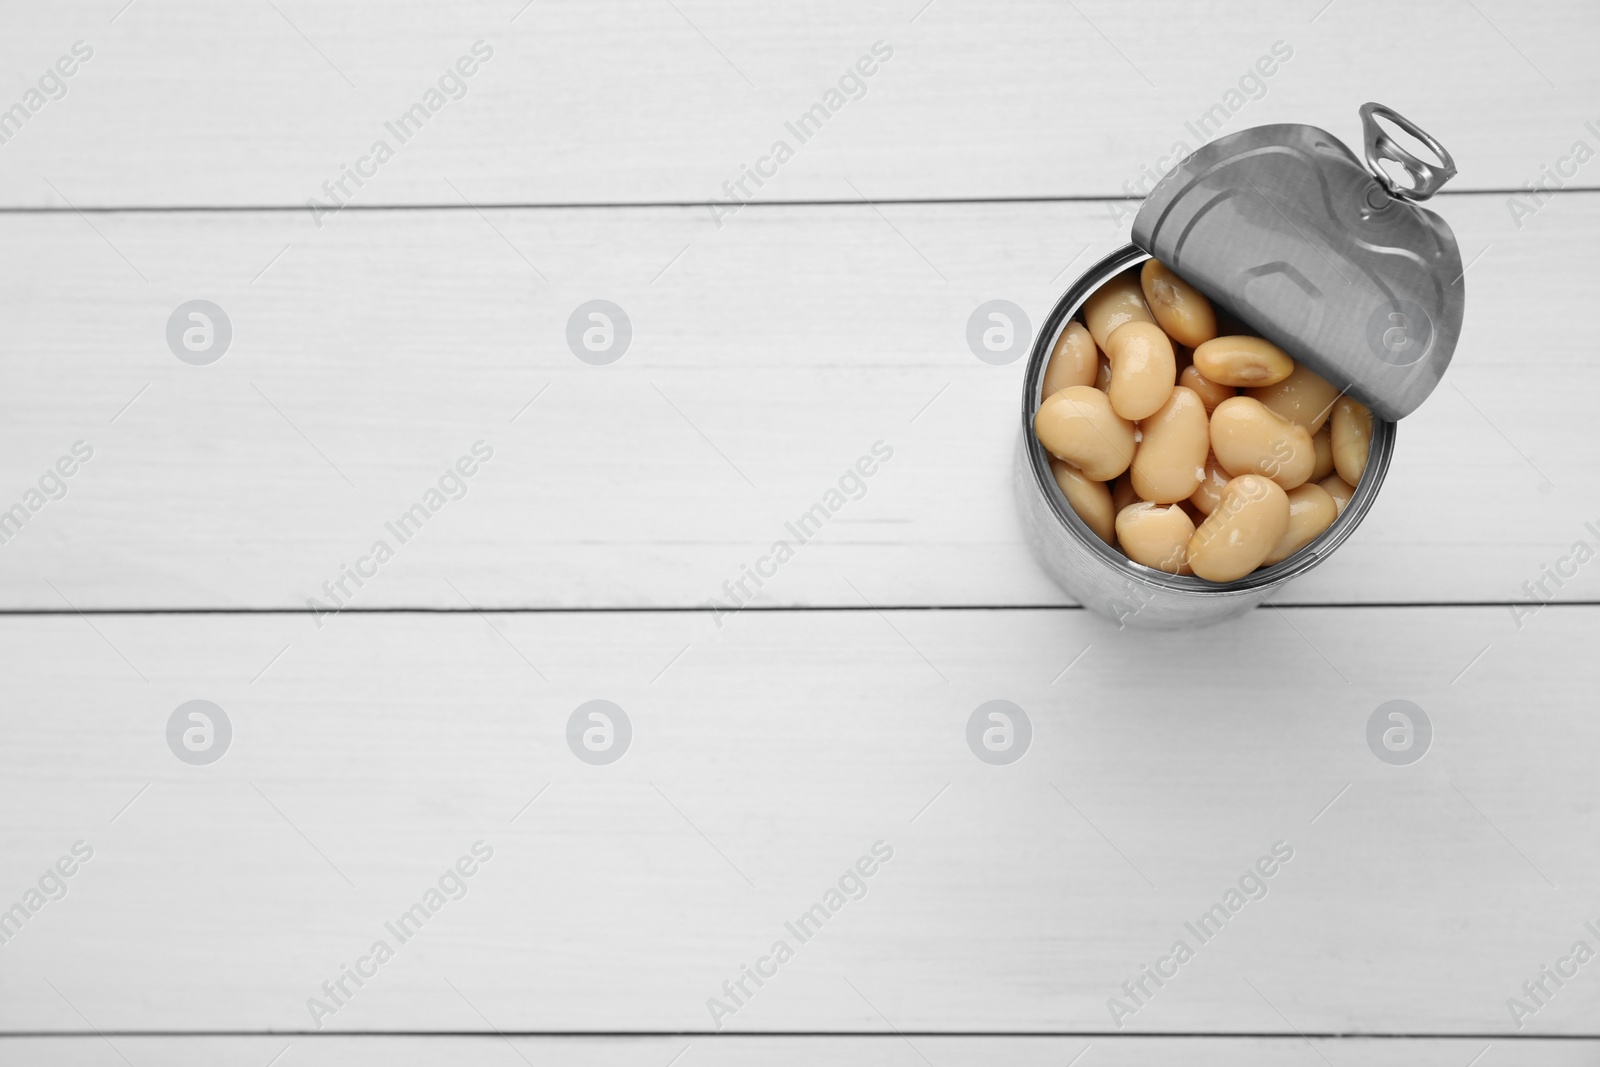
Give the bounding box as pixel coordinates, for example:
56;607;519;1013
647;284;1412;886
1034;260;1372;583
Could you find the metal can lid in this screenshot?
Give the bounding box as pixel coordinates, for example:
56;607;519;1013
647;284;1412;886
1131;103;1463;421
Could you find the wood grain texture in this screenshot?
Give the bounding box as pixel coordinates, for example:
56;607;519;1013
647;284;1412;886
0;193;1593;610
1;608;1594;1033
2;1035;1593;1066
0;1;1594;207
2;0;1591;1050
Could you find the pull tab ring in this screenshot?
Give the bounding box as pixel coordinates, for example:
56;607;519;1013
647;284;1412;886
1360;102;1456;202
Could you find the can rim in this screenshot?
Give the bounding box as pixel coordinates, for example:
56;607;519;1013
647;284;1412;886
1023;244;1396;596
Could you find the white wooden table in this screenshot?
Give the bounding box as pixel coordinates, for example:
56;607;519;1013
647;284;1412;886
2;2;1598;1063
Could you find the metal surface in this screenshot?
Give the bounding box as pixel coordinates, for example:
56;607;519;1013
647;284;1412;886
1017;246;1395;629
1359;102;1457;202
1131;105;1464;421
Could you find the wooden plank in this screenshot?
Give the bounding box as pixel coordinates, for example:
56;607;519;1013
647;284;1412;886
1;1035;1593;1066
0;194;1593;610
0;1;1594;207
1;607;1596;1033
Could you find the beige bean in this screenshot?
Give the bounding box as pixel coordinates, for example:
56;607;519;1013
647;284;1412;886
1042;320;1099;397
1104;320;1176;421
1310;426;1335;483
1193;335;1295;387
1247;364;1343;432
1179;364;1235;414
1096;355;1112;391
1263;483;1339;565
1082;270;1155;350
1050;459;1115;544
1034;385;1137;481
1209;396;1316;490
1140;259;1218;348
1115;502;1194;574
1111;473;1139;514
1131;386;1208;503
1320;474;1355;515
1189;453;1230;515
1187;475;1290;582
1331;396;1373;485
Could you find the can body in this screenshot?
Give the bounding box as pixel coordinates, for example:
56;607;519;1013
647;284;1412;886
1016;245;1396;629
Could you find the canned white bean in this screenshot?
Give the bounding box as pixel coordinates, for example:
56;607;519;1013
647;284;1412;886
1016;104;1462;628
1017;248;1396;628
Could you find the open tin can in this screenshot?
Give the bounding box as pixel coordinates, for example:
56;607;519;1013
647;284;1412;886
1016;104;1465;628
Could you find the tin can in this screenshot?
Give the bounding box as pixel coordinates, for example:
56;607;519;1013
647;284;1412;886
1017;104;1462;628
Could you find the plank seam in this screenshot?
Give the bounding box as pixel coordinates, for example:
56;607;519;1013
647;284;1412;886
3;186;1595;215
1;1030;1595;1039
0;602;1592;616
